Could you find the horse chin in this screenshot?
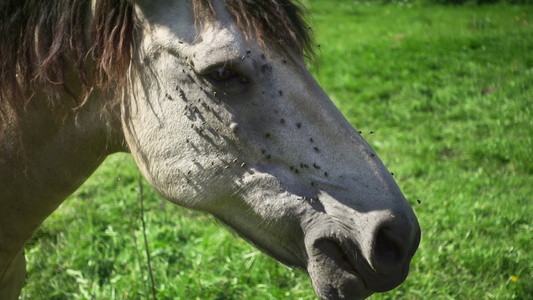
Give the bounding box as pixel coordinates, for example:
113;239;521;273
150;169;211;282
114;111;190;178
308;270;372;300
306;239;373;300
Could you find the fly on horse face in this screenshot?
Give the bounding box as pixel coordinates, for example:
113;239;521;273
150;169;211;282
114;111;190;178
0;0;421;299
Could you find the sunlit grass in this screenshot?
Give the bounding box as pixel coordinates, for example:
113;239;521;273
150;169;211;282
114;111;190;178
23;2;532;299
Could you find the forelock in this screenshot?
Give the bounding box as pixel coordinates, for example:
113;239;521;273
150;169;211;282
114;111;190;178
192;0;316;61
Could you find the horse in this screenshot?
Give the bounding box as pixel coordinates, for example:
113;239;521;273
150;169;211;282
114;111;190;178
0;0;421;299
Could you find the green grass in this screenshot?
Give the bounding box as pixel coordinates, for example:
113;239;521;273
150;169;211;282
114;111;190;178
22;2;532;299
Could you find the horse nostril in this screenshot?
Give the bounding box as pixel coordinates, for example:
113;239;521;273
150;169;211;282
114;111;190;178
314;239;357;275
372;227;404;274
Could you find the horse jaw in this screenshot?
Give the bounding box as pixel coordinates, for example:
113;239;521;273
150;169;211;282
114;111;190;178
124;1;420;299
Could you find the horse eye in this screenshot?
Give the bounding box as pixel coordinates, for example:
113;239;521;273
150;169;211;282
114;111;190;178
210;67;238;82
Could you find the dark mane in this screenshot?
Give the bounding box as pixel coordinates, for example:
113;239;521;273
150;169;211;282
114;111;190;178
0;0;135;117
0;0;314;130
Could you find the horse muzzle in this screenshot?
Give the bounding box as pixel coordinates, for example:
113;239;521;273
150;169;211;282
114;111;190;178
304;209;421;300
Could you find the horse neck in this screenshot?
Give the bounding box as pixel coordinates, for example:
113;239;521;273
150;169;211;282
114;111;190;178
0;82;126;258
18;82;127;155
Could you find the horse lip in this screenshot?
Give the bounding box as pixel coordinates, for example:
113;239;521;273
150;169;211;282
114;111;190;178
307;237;374;299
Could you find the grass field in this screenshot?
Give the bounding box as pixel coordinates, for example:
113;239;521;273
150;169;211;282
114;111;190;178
21;1;532;299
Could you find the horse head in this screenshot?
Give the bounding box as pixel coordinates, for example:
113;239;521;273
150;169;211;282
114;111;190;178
122;1;420;299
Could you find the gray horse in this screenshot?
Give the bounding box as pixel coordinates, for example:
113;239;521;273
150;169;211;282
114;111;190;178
0;0;421;299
